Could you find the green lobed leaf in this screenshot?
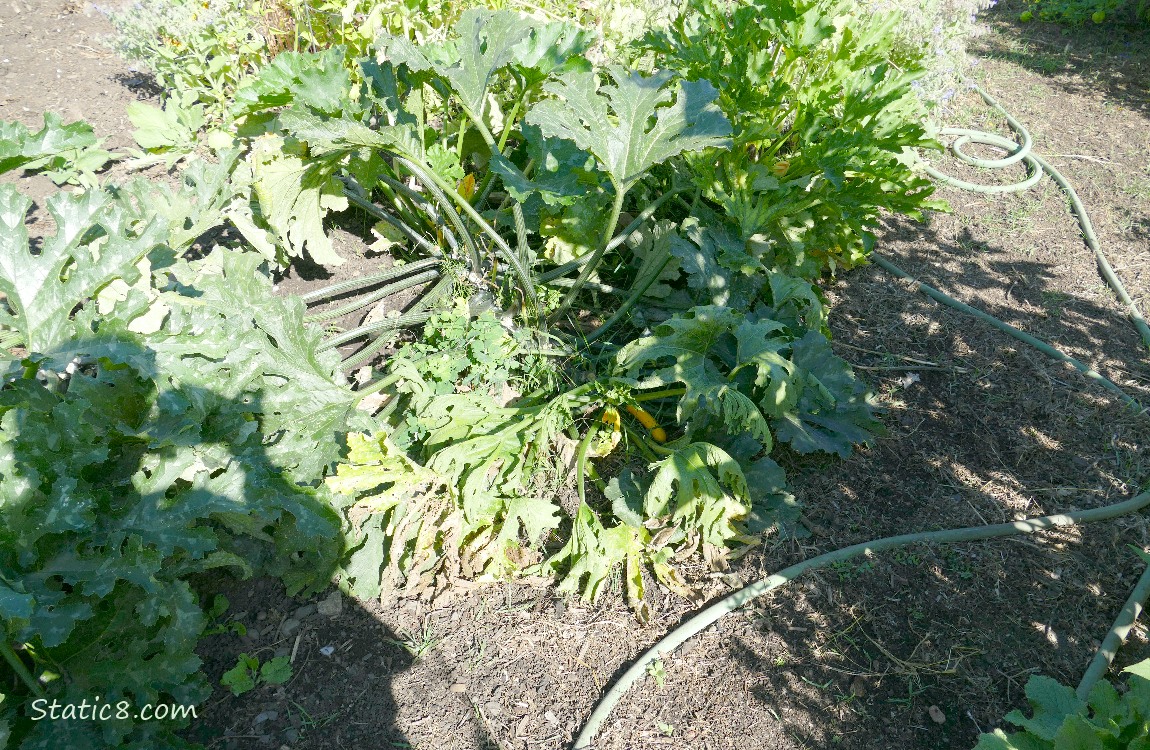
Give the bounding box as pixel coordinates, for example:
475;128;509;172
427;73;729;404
1006;676;1087;742
232;47;352;119
0;113;102;176
976;664;1150;750
152;250;359;481
221;655;258;696
114;148;245;253
669;217;765;309
489;124;597;207
0;184;163;354
248;133;349;266
1124;658;1150;682
526;67;731;191
377;10;537;120
605;468;646;529
127;97;204;157
260;655;293;685
0;581;34;624
771;330;881;457
616;306;775;445
510;18;595;85
646;442;750;546
549;503;646;603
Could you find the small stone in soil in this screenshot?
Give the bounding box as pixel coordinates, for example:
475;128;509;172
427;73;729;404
317;591;343;618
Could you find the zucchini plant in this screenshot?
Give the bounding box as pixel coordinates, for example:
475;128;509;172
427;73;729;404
640;0;945;276
0;0;982;746
277;4;929;612
974;659;1150;749
0;177;357;747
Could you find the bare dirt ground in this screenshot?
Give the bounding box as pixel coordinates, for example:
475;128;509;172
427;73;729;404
3;1;1149;748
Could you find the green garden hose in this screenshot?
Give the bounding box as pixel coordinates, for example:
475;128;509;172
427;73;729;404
570;87;1150;748
871;255;1144;413
915;86;1150;351
572;488;1150;749
1076;560;1150;700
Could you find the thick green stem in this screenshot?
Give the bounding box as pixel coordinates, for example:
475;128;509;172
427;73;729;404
396;157;538;307
471;86;530;209
371;179;438;245
550;187;627;321
1;641;45;699
301;258;440;303
547;277;625;295
455;118;468;163
582;253;672;344
621;423;660;463
458;108;534;280
0;331;23;350
322;309;430;352
344;188;447;257
633;387;686;403
305;270;439;324
339;276;455;368
496;91;527;154
381;171;476;267
575;422;603;507
375;174;455;240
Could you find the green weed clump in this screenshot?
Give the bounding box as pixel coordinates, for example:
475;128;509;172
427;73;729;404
100;0;679;122
101;0;267;119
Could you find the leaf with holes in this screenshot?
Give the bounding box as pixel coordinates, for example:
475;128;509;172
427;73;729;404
0;185;163;354
645;442;751;547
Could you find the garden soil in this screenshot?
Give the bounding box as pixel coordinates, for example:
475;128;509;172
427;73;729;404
2;1;1148;748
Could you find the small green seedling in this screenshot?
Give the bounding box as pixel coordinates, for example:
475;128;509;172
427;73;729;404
221;654;293;696
203;595;247;637
385;618;441;659
647;658;667;687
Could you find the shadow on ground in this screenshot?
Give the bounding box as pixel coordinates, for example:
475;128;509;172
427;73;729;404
189;575;503;750
978;0;1150;120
